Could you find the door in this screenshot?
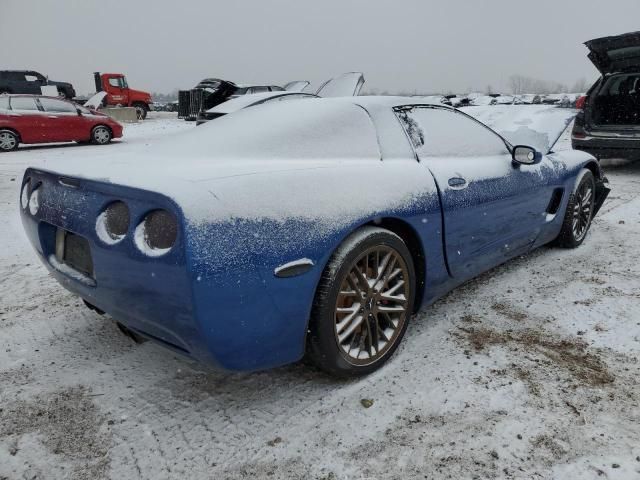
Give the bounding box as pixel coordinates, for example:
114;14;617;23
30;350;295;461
396;106;556;279
37;97;85;142
23;72;46;95
105;76;128;106
8;96;48;143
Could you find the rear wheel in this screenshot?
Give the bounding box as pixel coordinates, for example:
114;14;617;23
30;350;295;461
0;130;19;152
91;125;112;145
306;227;415;377
555;169;596;248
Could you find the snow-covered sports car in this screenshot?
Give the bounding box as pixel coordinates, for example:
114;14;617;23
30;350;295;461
19;97;609;377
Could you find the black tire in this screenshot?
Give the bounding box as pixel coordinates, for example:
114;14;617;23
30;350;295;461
306;227;416;377
91;125;112;145
555;168;596;248
133;102;148;120
0;129;19;152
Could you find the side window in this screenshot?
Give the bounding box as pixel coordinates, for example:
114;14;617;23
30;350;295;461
251;86;269;94
24;74;41;82
10;97;40;112
108;78;121;88
396;107;509;157
39;98;77;113
0;96;9;110
6;72;24;82
235;87;248;95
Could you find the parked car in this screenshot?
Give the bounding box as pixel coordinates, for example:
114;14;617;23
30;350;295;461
196;91;317;125
0;70;75;99
517;94;542;105
573;31;640;160
18;97;608;376
195;72;365;125
178;79;285;121
415;95;453;106
0;94;122;151
469;95;497;106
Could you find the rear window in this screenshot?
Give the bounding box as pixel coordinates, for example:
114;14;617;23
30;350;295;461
39;97;77;113
10;97;39;111
599;74;640;96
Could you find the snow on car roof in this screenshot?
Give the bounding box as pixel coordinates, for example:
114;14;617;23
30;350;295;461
34;97;433;225
207;92;315;114
40;98;381;183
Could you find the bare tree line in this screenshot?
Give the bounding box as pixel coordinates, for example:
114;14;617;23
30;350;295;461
508;75;590;95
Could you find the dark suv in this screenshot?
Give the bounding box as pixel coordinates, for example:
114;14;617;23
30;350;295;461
572;31;640;160
0;70;76;99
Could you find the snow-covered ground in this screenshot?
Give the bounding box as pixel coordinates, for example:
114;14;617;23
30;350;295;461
1;112;639;480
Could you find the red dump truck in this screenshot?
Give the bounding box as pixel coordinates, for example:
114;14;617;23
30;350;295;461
92;72;153;120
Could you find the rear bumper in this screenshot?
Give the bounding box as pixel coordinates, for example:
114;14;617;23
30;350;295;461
19;169;206;358
572;134;640;160
19;169;311;372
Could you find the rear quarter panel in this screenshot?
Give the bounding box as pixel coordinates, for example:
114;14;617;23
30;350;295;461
184;159;448;370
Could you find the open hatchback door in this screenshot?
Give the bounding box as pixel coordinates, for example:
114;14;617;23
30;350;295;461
586;31;640;74
316;72;365;97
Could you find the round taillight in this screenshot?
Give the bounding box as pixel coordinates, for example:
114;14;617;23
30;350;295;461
20;178;31;210
96;201;130;244
28;185;41;215
134;209;177;256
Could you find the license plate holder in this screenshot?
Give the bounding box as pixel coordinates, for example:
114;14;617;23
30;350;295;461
55;228;94;279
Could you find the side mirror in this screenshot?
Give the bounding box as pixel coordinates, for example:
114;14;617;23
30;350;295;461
76;108;83;116
512;145;541;165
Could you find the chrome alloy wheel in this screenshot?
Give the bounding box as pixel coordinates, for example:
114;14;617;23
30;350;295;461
0;131;17;151
334;245;411;365
572;179;594;242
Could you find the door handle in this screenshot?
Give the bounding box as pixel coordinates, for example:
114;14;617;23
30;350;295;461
48;115;58;118
448;177;468;189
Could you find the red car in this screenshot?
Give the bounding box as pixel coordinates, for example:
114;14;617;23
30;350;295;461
0;94;123;152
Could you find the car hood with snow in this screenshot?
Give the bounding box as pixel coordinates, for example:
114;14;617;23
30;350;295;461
206;91;316;115
315;72;365;97
461;105;578;154
284;80;310;92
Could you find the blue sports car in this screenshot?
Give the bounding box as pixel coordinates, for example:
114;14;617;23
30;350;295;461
19;97;609;377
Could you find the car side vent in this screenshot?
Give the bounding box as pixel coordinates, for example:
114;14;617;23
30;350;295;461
546;188;564;214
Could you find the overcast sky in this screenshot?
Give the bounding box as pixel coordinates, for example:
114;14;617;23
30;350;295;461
2;0;639;95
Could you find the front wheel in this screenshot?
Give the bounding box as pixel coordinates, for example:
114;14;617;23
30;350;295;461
555;169;596;248
306;227;415;377
0;130;19;152
91;125;112;145
133;103;148;120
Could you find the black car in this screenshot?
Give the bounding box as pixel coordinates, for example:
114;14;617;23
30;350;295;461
572;31;640;160
0;70;75;99
178;78;284;121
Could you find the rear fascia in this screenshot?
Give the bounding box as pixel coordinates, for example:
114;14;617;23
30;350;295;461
19;168;217;364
